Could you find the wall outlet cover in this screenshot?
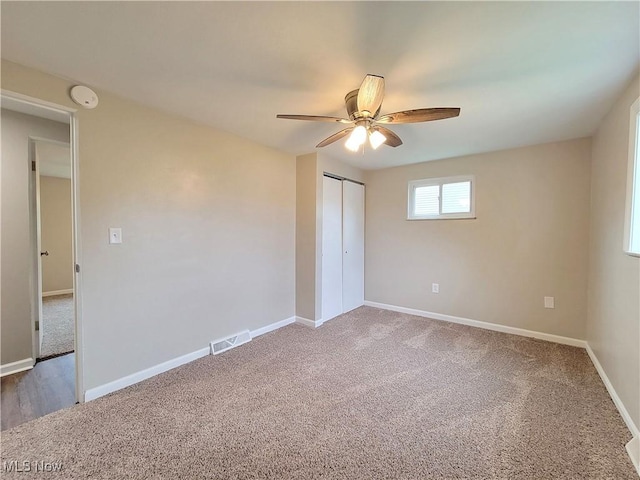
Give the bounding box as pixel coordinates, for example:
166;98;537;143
109;227;122;245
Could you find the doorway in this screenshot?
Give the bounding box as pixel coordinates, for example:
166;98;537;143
33;139;74;360
0;91;83;429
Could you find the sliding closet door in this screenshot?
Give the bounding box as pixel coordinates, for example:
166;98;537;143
321;176;343;322
342;180;365;313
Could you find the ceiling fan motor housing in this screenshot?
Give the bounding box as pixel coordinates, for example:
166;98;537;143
345;89;381;120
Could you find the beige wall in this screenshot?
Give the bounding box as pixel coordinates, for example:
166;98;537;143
1;108;69;365
40;176;73;293
587;73;640;431
1;60;296;390
295;152;364;321
295;153;318;320
364;138;592;339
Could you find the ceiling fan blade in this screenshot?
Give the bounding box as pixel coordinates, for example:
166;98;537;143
276;114;352;124
315;127;354;148
375;126;403;147
357;75;385;116
377;108;460;124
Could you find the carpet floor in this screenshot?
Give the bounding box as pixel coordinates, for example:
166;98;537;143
1;306;635;479
40;294;74;359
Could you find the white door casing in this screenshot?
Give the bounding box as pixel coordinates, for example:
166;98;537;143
4;88;82;401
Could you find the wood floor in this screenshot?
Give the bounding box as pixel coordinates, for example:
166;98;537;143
1;353;76;431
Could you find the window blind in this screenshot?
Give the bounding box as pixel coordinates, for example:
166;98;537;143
442;181;471;214
414;185;439;216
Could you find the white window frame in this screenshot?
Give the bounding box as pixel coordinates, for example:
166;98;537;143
623;97;640;257
407;175;476;220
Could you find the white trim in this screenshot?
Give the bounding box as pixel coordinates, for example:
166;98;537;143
586;344;640;474
626;436;640;476
70;112;84;403
251;316;295;338
2;90;84;404
407;174;476;221
295;316;324;328
32;138;45;357
84;347;211;401
363;301;587;348
84;315;297;401
1;358;35;377
586;345;640;437
42;289;73;297
364;300;639;472
624;97;640;256
585;345;639;438
28;137;70;147
1;89;77;112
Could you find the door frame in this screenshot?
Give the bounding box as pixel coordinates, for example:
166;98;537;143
30;137;72;358
2;89;84;403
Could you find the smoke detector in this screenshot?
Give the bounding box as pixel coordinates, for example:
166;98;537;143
70;85;99;109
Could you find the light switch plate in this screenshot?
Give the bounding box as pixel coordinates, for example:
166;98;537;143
432;283;439;294
109;227;122;245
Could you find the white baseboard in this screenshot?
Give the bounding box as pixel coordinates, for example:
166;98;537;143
626;436;640;476
295;316;323;328
364;300;638;473
364;301;587;348
1;357;35;377
585;345;640;475
251;316;295;338
84;315;297;402
84;347;210;402
42;289;73;297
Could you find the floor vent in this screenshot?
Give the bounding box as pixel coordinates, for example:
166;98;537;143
210;330;251;355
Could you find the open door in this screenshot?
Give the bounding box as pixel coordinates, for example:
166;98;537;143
32;142;45;357
31;139;75;361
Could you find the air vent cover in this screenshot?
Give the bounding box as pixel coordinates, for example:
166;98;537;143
210;330;251;355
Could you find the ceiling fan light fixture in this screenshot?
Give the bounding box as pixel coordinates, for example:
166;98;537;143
276;74;461;153
352;125;367;144
345;138;360;152
346;125;367;151
369;129;386;149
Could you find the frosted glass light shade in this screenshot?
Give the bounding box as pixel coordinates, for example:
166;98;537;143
369;130;386;149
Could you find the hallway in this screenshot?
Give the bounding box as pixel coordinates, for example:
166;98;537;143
1;353;75;431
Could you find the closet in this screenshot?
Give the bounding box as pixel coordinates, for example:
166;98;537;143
321;175;365;322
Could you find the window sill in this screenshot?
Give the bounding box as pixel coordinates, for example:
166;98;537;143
407;216;477;221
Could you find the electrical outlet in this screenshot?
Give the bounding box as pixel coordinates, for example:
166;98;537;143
432;283;439;294
544;296;555;309
109;227;122;245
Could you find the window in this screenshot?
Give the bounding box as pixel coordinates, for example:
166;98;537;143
624;97;640;256
408;175;475;220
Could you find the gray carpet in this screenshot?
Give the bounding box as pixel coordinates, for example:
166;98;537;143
1;306;635;479
40;294;74;359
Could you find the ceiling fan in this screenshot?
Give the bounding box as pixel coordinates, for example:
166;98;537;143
276;74;460;151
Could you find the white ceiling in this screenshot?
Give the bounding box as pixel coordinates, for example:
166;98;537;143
2;2;638;170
